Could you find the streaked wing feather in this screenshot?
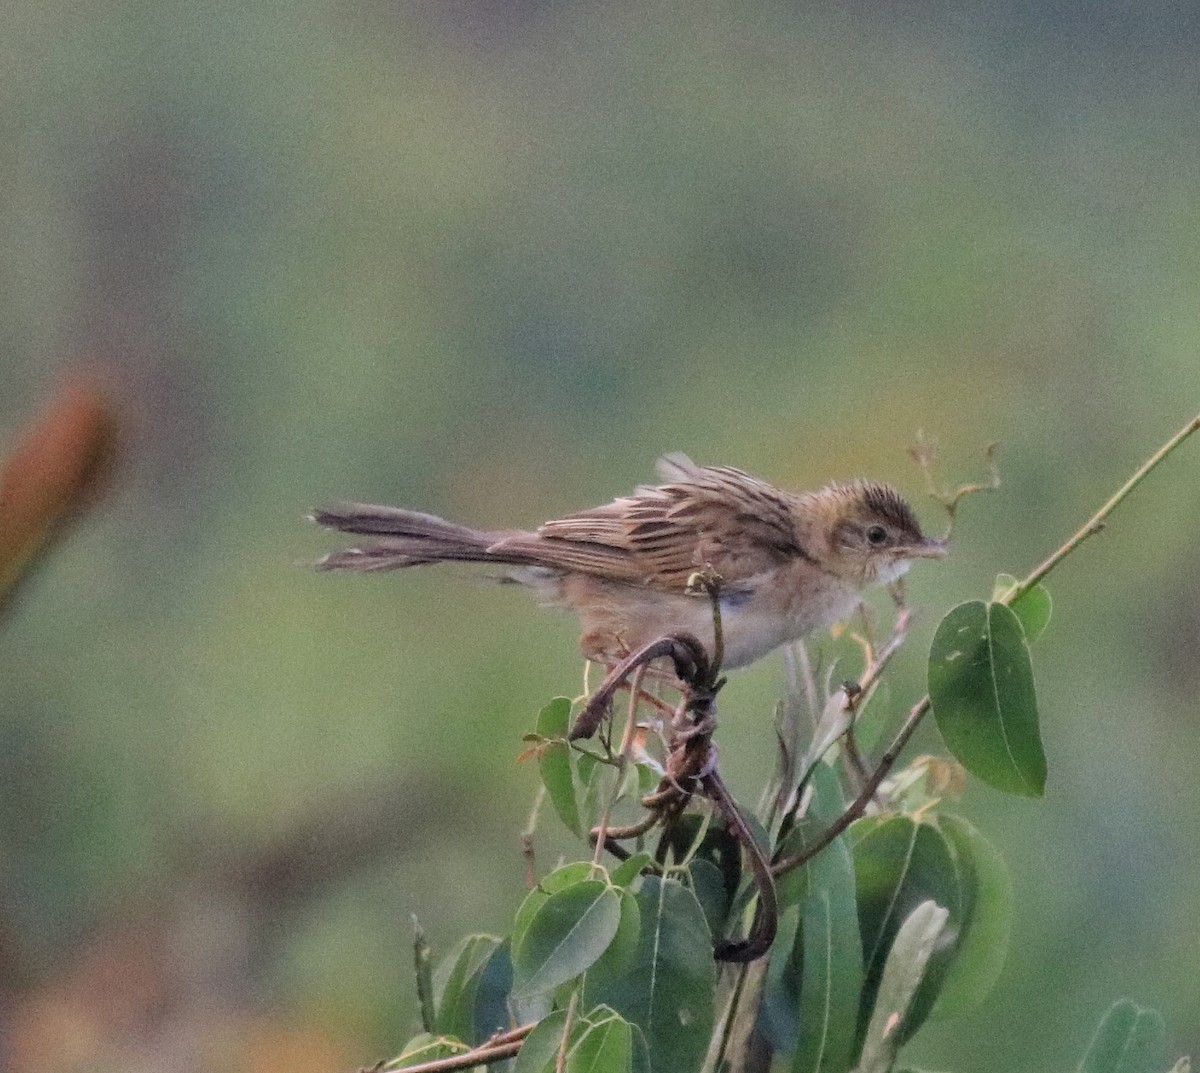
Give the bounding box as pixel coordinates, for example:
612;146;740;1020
507;458;804;589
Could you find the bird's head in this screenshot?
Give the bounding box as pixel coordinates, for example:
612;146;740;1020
801;481;947;588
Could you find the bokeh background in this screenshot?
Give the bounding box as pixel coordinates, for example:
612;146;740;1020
2;2;1199;1070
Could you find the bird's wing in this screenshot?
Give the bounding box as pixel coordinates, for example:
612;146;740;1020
488;455;806;589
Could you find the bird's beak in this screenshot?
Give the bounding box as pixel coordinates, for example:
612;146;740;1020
906;536;949;559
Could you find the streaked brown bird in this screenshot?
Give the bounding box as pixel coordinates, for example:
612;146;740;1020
312;454;946;672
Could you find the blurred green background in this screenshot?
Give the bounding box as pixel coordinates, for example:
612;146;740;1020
1;1;1198;1069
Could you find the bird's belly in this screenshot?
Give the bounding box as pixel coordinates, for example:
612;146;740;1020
718;581;859;668
542;573;859;670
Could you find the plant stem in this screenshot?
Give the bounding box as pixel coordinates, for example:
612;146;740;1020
382;1028;532;1073
592;664;647;865
1004;412;1200;605
773;411;1200;877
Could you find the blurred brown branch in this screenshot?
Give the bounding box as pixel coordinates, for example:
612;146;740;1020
0;373;120;616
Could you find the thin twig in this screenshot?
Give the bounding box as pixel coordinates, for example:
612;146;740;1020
1002;413;1200;605
521;785;546;888
910;433;1000;541
555;989;580;1073
592;665;647;865
772;696;929;875
774;412;1200;877
381;1027;532;1073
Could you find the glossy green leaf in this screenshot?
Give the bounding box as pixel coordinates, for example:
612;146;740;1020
992;574;1053;644
512;879;622;998
629;1022;652;1073
515;1006;638;1073
788;760;864;1073
929;600;1047;797
579;752;622;832
610;852;655;888
852;680;894;755
759;905;803;1052
588;886;641;981
512;862;602;957
568;1008;634;1073
851;816;964;1047
931;816;1013;1018
472;941;513;1042
856;900;950;1073
432;934;503;1044
1078;1000;1167;1073
536;697;582;837
792;885;864;1073
585;877;716;1073
687;857;732;938
513;1009;571;1073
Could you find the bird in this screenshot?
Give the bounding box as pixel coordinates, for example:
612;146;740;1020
312;453;946;676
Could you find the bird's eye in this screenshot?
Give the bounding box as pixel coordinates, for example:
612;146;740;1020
866;525;889;547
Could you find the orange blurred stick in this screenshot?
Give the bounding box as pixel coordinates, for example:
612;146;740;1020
0;374;120;614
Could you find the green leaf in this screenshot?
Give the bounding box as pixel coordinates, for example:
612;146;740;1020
431;934;503;1045
512;862;602;957
992;573;1053;644
537;697;582;837
568;1008;634;1072
853;680;894;755
792;884;865;1073
610;852;655;888
589;886;641;980
856;900;951;1073
928;600;1047;797
629;1022;652;1073
514;1009;570;1073
930;816;1013;1017
513;1009;568;1073
514;1006;638;1073
782;760;863;1073
471;941;513;1042
850;816;964;1047
579;752;622;832
512;880;622;999
585;877;716;1073
759;905;802;1052
1078;1000;1167;1073
686;857;732;939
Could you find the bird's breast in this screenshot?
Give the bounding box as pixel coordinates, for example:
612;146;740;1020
716;566;859;668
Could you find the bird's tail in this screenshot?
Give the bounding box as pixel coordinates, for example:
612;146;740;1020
312;503;511;572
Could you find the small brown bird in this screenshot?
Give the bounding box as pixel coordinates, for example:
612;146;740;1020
313;454;946;672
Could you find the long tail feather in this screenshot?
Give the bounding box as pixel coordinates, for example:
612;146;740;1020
311;503;511;572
